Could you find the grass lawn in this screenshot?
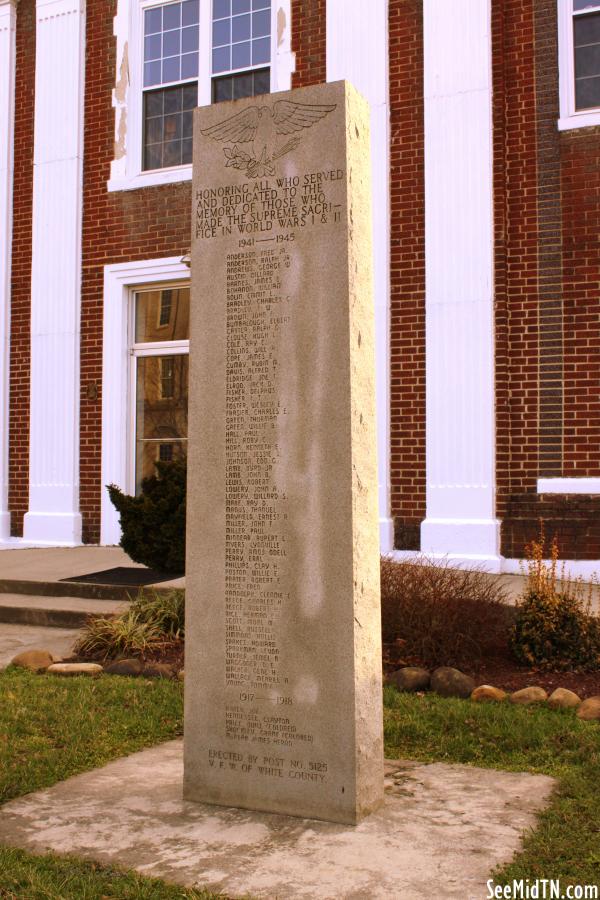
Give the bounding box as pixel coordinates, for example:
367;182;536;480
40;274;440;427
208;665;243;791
1;669;599;897
384;686;600;888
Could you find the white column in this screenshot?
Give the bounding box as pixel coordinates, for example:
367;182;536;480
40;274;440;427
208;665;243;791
421;0;500;560
0;0;16;541
326;0;393;552
23;0;86;545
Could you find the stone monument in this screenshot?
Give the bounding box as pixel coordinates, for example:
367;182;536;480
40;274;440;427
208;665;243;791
184;80;383;825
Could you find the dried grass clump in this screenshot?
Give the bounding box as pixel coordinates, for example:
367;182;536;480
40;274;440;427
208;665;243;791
380;555;513;668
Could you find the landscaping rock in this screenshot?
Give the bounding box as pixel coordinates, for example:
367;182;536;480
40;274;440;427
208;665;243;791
548;688;581;710
46;663;103;677
471;685;507;703
509;686;547;705
143;663;174;679
104;658;144;677
577;696;600;721
388;667;430;693
10;649;56;672
177;669;184;681
430;667;475;699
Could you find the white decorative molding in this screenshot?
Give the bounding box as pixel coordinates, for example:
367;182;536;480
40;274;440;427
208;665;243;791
23;0;86;545
391;549;600;581
421;0;500;560
0;0;16;541
538;477;600;495
557;0;600;131
326;0;393;553
101;257;190;545
109;0;295;193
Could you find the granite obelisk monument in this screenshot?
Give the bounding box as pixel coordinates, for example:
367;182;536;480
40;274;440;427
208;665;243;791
184;81;383;825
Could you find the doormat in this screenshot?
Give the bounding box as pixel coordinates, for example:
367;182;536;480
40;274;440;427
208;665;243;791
60;567;183;587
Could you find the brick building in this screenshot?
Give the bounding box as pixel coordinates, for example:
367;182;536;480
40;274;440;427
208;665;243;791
0;0;599;573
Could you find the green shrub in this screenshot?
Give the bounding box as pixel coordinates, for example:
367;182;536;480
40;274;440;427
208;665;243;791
74;610;165;661
380;555;512;668
511;533;600;671
107;457;186;573
130;589;185;639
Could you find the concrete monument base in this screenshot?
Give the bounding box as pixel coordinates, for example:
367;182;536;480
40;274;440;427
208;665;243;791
0;740;554;900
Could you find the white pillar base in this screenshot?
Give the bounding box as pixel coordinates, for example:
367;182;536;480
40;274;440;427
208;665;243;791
379;517;394;554
421;517;500;559
23;511;82;545
0;510;10;541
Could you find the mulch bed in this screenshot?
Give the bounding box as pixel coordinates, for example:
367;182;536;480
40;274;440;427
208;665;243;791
383;644;600;699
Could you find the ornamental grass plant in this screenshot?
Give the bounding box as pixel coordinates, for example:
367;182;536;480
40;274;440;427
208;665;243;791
511;530;600;672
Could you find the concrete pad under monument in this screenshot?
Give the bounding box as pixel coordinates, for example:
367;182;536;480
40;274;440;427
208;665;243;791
0;740;556;900
185;81;383;824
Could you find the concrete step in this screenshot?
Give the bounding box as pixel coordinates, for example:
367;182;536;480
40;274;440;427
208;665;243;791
0;577;182;602
0;594;129;629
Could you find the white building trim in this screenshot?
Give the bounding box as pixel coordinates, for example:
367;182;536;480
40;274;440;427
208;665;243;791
538;477;600;495
101;256;190;545
108;0;295;193
23;0;86;546
0;0;16;541
558;0;600;131
421;0;500;560
326;0;393;553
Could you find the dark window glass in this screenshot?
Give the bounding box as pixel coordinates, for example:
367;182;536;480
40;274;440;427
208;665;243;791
212;68;270;103
143;83;198;170
574;11;600;109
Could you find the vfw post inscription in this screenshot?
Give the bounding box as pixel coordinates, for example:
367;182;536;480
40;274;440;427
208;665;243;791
184;81;383;825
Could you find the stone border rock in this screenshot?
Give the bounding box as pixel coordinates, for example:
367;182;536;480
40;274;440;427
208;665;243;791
387;666;600;721
9;650;182;681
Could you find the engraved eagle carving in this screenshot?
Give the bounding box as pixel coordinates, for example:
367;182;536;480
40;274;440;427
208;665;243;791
201;101;337;177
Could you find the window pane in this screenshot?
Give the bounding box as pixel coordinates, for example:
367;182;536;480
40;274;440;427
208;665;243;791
212;68;270;103
213;76;233;102
575;42;600;76
213;18;231;46
182;0;199;25
162;55;181;83
232;13;251;41
181;51;199;79
182;137;193;163
232;72;254;99
144;60;162;88
145;33;162;61
574;1;600;10
213;45;231;73
252;36;270;65
182;110;193;137
252;0;270;8
163;28;181;56
135;289;190;343
253;67;270;94
145;7;162;34
232;40;251;69
144;142;163;171
214;0;231;18
182;83;198;108
135;354;189;494
576;74;600;108
182;24;199;51
252;8;270;37
163;2;181;30
145;115;163;144
164;86;183;113
575;11;600;44
233;0;251;12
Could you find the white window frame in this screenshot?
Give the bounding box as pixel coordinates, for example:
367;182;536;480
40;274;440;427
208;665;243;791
101;257;190;544
129;285;189;492
558;0;600;130
108;0;295;192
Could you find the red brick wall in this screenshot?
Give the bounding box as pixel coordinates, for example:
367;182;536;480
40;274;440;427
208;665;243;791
8;0;35;536
79;0;327;543
561;128;600;477
388;0;425;550
496;0;600;558
291;0;326;88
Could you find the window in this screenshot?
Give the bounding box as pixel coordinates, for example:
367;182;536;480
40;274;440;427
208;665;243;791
559;1;600;129
132;286;189;493
109;0;294;191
